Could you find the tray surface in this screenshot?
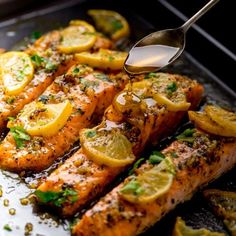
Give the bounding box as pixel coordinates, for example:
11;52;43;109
0;1;235;235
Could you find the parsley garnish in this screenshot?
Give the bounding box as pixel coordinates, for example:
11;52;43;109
129;158;145;175
3;224;12;231
31;54;57;72
38;95;49;104
176;128;195;143
86;130;96;138
30;31;42;41
72;67;80;75
6;97;15;104
10;126;31;149
7;116;16;122
111;20;123;32
149;151;165;164
45;61;57;72
120;179;144;195
166;82;177;96
31;54;45;67
144;72;157;79
35;188;78;207
94;73;110;82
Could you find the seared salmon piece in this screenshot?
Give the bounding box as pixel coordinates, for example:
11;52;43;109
72;131;236;236
0;65;130;172
36;74;203;217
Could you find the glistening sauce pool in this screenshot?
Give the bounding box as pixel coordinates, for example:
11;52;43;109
125;44;180;74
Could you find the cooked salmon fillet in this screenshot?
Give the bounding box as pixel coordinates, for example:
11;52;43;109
0;25;113;130
0;65;130;172
72;130;236;236
36;74;203;217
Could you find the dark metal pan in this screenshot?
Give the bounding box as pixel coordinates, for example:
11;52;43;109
0;0;235;235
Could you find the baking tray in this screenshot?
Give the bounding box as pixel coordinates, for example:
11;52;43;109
0;0;235;235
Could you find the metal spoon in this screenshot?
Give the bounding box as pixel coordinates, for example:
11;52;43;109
124;0;220;74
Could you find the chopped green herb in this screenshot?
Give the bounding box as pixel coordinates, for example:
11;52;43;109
31;54;45;67
3;224;12;231
176;128;195;143
86;130;96;138
144;72;157;79
170;152;178;158
94;73;110;82
149;151;165;164
45;61;57;72
120;179;144;195
111;20;123;32
10;126;31;149
80;78;99;91
129;158;145;175
38;95;49;104
108;55;114;61
35;188;78;207
30;31;42;41
7;116;16;122
77;108;85;115
166;82;177;96
72;67;80;75
6;97;15;104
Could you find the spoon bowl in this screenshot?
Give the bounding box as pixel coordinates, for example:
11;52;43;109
124;0;219;75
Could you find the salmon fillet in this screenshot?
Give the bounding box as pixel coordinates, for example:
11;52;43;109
0;65;130;172
0;26;113;130
72;130;236;236
36;74;203;217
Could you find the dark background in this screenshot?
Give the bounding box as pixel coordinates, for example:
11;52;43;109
0;0;235;91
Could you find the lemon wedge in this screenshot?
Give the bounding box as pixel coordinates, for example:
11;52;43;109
188;109;236;137
58;20;96;54
173;217;225;236
0;51;34;95
8;100;73;137
119;157;174;204
76;49;127;70
88;9;130;41
80;127;135;167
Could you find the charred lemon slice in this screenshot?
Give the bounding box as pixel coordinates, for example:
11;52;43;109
188;109;236;137
8;100;73;137
88;9;130;41
173;217;225;236
0;51;34;95
80;127;135;167
204;189;236;236
58;20;96;54
205;105;236;135
119;157;174;204
76;49;127;70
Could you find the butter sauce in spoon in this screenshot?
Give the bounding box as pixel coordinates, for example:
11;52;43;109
124;0;220;74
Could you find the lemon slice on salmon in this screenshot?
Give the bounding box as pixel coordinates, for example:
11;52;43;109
8;100;73;137
88;9;130;41
188;108;236;137
76;49;127;70
58;20;96;54
80;127;135;167
0;51;34;95
119;157;174;204
173;217;225;236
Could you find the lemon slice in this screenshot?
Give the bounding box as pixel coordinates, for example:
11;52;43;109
80;127;135;167
188;110;236;137
205;105;236;135
147;74;190;111
8;100;73;137
76;49;127;70
204;189;236;236
0;51;34;95
173;217;225;236
119;157;174;204
58;20;96;54
88;9;130;41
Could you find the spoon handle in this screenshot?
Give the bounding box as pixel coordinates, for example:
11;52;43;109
181;0;220;32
